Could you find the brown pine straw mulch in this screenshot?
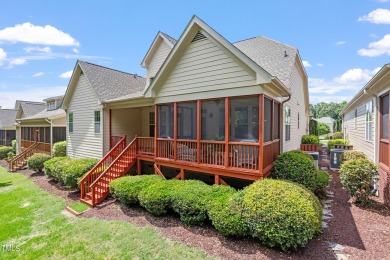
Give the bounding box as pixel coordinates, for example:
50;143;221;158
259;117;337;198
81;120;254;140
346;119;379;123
2;147;390;260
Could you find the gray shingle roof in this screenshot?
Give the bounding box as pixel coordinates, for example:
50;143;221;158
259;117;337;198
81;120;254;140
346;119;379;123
0;109;18;128
19;108;65;121
20;101;46;119
233;36;297;87
161;32;177;45
78;61;147;102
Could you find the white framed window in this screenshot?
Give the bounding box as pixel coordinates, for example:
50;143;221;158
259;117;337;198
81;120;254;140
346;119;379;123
94;111;101;134
47;101;55;109
285;106;291;141
365;100;373;141
68;113;73;133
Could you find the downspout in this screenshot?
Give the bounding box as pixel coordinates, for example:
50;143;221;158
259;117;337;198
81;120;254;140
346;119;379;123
280;94;292;153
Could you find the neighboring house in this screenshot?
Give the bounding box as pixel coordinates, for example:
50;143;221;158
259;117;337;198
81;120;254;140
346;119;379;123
15;96;66;155
63;16;309;205
314;117;335;133
340;64;390;204
0;108;18;146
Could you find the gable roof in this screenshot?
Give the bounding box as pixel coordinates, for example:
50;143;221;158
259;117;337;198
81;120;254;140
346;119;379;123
0;109;18;128
144;16;290;98
63;61;147;108
160;32;177;45
15;101;46;120
233;37;298;87
18;108;65;121
141;31;176;68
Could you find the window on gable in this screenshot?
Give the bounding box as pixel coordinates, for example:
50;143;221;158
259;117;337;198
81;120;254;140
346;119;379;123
94;111;101;134
285;106;291;141
68;113;73;133
365;100;373;141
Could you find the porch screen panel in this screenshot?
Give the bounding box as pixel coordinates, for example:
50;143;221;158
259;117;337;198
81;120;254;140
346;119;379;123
0;130;4;145
201;99;225;140
39;127;45;143
273;102;280;139
230;97;259;141
45;127;50;144
381;94;389;140
158;104;174;138
264;98;272;142
178;102;197;140
53;127;66;143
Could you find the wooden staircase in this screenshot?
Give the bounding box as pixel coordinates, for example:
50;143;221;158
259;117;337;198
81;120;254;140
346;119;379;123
80;135;138;207
9;142;40;172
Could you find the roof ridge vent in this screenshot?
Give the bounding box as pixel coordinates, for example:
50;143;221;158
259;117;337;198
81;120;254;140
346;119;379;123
191;31;207;43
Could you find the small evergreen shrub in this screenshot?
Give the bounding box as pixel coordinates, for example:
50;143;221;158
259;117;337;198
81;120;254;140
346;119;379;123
138;179;181;216
206;185;248;237
52;141;67;157
332;132;343;139
11;140;16;153
240;179;322;251
339;158;377;204
170;180;212;226
0;146;13;160
341;150;366;164
27;153;51;172
289;149;314;161
272;151;317;191
328;139;348;149
6;151;15;161
110;175;164;205
315;170;329;190
44;157;99;189
301;135;319;145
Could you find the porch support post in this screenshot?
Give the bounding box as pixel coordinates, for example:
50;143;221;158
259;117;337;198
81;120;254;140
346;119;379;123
224;97;230;168
137;159;141;175
154;105;158;159
197;100;201;164
174;103;178;161
215;174;220;185
109;109;112;149
258;94;264;177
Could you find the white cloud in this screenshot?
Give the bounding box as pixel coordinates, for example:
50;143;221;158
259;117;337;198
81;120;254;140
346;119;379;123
302;60;311;67
358;8;390;24
0;48;6;66
317;63;324;67
72;48;79;53
0;22;79;46
358;34;390;57
336;41;346;45
24;46;51;53
8;58;27;68
59;70;73;78
335;67;380;83
33;72;44;77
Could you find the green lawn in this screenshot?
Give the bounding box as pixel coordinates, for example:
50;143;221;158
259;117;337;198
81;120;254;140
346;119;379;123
0;167;211;259
68;203;89;213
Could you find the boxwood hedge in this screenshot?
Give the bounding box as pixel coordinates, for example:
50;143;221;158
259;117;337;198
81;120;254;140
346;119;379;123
27;153;52;172
0;146;13;160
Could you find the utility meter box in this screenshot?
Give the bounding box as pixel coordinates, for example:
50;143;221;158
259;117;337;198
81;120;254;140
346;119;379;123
330;149;345;170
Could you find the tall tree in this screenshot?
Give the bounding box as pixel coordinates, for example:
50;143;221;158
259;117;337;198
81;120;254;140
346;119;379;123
310;101;347;132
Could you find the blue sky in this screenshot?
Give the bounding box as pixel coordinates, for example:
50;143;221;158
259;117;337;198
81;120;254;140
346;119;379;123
0;0;389;108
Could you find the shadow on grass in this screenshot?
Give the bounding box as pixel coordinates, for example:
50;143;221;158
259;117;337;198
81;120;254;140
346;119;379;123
0;181;12;188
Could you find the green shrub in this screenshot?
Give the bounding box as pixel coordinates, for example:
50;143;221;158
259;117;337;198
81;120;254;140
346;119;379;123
110;175;164;205
6;151;15;161
0;146;13;160
240;179;322;251
11;140;16;153
339;158;377;204
328;139;348;149
170;180;212;226
341;150;366;164
206;185;248;237
27;153;52;172
315;170;329;190
272;151;317;191
317;122;330;136
289;150;314;161
332;131;343;139
52;141;66;157
138;179;181;216
301;135;319;145
44;157;99;189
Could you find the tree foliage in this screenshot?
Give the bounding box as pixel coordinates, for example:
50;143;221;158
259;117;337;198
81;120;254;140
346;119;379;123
317;122;330;136
310;101;347;132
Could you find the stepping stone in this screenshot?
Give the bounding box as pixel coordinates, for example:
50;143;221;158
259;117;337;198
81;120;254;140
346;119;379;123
321;167;329;170
322;209;333;216
322;221;329;228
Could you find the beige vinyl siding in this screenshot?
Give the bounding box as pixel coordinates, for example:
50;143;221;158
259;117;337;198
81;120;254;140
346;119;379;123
343;97;375;161
51;116;66;126
283;60;307;152
147;39;171;79
67;74;103;159
141;107;154;137
155;37;258;103
110;108;142;145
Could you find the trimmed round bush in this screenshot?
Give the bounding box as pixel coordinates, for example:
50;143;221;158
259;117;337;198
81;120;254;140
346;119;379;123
27;153;52;172
110;175;164;205
240;179;322;251
53;141;66;157
207;185;248;237
332;132;343;139
0;146;13;160
6;151;15;161
289;149;314;161
315;170;329;190
138;179;181;216
328;139;348;149
341;150;366;165
301;135;319;145
272;151;317;191
170;180;212;226
339;158;377;204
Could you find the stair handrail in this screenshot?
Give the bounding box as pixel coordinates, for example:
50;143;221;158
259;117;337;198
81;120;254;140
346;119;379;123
9;142;39;170
80;135;126;199
90;137;138;205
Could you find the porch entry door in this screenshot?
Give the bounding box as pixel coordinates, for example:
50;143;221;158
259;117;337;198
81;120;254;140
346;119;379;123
379;93;389;168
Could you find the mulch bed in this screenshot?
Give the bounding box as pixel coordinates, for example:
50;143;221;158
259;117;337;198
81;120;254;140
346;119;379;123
2;147;390;259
